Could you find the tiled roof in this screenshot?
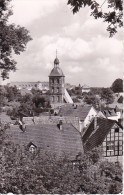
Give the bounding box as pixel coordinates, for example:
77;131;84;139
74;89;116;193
108;103;123;110
6;123;84;160
99;106;119;117
97;105;122;117
58;104;92;121
49;67;65;77
83;118;122;152
103;110;116;117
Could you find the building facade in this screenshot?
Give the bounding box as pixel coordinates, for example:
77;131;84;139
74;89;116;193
49;56;65;104
7;81;49;91
102;123;123;163
83;117;123;164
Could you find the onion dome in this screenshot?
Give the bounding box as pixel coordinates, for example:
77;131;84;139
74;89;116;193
49;67;65;77
49;57;65;77
54;57;59;65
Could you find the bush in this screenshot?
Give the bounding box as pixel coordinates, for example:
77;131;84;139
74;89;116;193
0;127;122;194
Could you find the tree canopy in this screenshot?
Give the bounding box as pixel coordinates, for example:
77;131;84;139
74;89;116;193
100;87;114;104
67;0;123;37
111;78;123;93
0;126;122;194
84;92;98;106
0;0;32;80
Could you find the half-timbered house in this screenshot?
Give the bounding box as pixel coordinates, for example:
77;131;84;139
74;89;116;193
82;117;123;164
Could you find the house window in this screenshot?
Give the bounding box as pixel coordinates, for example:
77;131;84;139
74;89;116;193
115;128;119;133
106;141;114;151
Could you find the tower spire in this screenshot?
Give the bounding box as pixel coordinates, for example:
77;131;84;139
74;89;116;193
56;49;57;58
54;49;59;66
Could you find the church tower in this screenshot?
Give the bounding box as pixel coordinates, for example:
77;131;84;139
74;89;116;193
49;54;65;104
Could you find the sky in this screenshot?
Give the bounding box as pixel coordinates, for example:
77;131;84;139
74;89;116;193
4;0;123;87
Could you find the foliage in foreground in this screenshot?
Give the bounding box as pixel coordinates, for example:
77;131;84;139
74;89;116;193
0;127;122;194
0;0;32;80
67;0;123;37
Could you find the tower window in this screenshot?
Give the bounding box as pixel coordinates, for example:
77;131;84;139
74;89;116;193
52;87;54;93
52;96;54;102
51;79;54;84
57;79;59;84
57;96;60;102
57;87;59;93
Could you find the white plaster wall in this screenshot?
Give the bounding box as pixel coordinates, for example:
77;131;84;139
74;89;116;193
107;114;120;121
104;156;123;165
84;107;97;127
82;89;90;93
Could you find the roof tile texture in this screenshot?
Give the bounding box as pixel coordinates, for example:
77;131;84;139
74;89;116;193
6;123;84;160
83;118;122;152
59;104;92;120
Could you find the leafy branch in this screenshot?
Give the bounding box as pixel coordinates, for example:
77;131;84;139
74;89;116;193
67;0;123;37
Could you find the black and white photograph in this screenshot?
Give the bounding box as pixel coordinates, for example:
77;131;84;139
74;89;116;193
0;0;123;194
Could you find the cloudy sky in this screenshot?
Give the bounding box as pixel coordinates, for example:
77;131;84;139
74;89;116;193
6;0;123;87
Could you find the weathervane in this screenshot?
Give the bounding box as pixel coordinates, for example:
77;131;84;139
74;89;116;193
56;49;58;58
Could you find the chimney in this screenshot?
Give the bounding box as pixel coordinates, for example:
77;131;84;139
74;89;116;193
94;117;97;130
74;104;77;109
57;120;63;130
19;119;26;132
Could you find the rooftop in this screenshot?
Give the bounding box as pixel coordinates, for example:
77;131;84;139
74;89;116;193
58;104;93;121
49;67;65;77
83;117;122;152
6;123;84;160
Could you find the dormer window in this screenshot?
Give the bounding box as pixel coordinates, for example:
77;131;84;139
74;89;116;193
27;142;37;153
29;145;36;153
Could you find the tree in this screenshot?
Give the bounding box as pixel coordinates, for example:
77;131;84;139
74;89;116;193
100;88;114;104
0;0;32;80
33;95;46;108
0;125;123;195
83;92;99;106
117;95;123;103
67;0;123;37
111;78;123;93
0;85;8;107
90;87;102;95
